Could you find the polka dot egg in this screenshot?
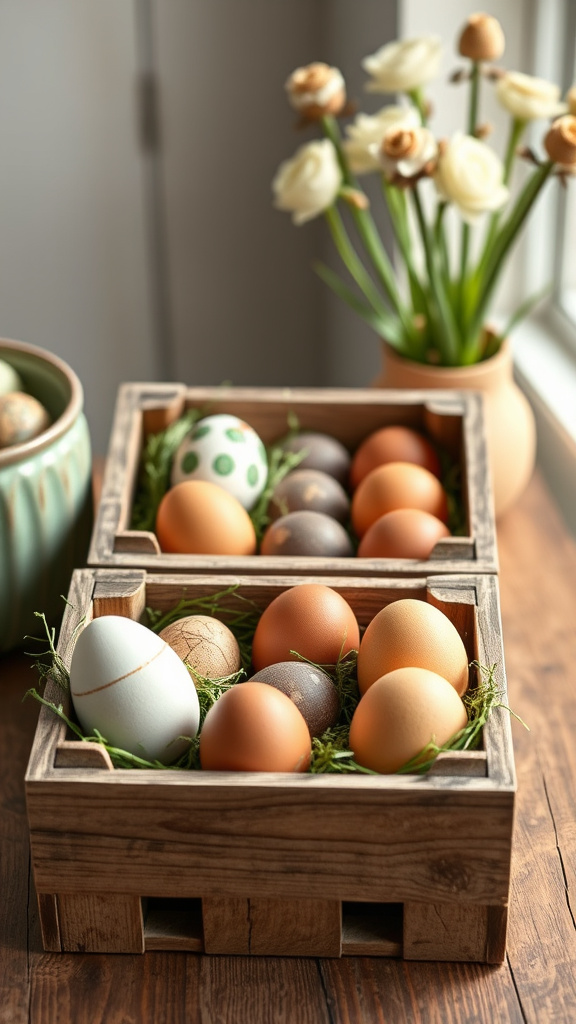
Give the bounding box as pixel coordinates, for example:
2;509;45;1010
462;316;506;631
171;413;268;510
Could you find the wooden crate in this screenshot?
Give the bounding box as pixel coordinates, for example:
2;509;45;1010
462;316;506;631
25;568;515;962
88;384;498;576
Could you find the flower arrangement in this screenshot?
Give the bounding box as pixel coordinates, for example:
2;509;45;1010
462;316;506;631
272;13;576;366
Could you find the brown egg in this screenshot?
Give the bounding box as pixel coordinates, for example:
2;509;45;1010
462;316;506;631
268;468;350;524
279;432;351;487
251;583;360;671
248;661;340;737
0;391;51;447
260;510;354;558
350;425;441;488
199;681;312;772
155;480;257;554
350;462;449;538
357;508;450;559
349;667;468;774
159;615;241;682
356;598;469;697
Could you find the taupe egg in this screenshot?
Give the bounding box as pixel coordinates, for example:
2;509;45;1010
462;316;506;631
279;432;351;487
268;468;350;524
0;391;50;447
248;661;340;737
260;510;354;557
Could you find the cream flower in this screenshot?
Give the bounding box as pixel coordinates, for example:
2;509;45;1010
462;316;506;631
433;133;509;224
376;125;438;181
343;105;420;174
362;36;442;94
285;63;346;119
272;139;342;225
496;71;567;121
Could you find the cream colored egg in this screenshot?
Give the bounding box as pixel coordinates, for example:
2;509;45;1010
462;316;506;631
69;615;200;763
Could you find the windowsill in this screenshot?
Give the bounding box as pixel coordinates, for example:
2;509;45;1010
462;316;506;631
511;308;576;538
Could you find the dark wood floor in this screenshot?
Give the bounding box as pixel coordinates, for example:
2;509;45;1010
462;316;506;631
2;470;575;1023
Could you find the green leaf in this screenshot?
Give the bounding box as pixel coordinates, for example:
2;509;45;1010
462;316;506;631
314;261;405;348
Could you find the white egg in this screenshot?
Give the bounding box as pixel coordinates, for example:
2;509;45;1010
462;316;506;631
69;615;200;763
171;413;268;510
0;358;24;396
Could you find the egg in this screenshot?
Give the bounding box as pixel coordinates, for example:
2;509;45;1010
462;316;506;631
260;510;354;558
0;391;51;447
349;667;468;774
0;358;23;396
199;681;312;772
356;598;469;697
171;413;268;510
350;425;441;488
248;661;340;737
159;614;241;682
278;431;351;487
69;615;200;763
268;468;350;524
350;462;449;538
156;479;257;554
251;583;360;671
357;508;450;559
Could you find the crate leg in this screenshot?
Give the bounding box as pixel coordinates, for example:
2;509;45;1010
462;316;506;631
202;897;342;957
37;893;62;952
56;893;145;953
403;902;508;963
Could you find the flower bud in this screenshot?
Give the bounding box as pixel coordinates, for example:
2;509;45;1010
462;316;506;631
458;13;505;62
285;63;346;119
544;115;576;167
377;125;438;182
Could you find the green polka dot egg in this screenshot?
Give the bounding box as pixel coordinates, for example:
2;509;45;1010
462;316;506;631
171;413;268;510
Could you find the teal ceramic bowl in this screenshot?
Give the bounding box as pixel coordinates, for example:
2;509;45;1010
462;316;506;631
0;339;92;653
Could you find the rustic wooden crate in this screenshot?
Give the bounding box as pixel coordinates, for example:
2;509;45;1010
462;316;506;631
25;568;515;962
87;384;498;575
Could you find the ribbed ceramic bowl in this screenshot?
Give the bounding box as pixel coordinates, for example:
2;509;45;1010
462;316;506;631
0;339;92;653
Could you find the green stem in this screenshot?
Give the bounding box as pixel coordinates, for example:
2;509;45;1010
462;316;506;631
475;117;527;297
459;62;480;312
412;186;461;364
323;204;391;320
408;87;428;125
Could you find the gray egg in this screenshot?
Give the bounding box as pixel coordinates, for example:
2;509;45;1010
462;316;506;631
268;468;350;525
260;510;354;557
279;432;351;487
248;661;340;737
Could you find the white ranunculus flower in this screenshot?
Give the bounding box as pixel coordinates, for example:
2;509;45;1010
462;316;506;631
496;71;567;122
343;105;420;174
272;139;342;225
362;36;442;94
376;125;438;181
433;134;509;225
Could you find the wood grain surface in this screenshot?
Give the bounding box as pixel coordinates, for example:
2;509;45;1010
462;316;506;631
2;470;576;1022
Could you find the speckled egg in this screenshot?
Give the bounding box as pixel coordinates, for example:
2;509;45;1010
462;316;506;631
171;413;268;510
248;661;340;737
260;510;354;558
278;432;351;487
0;391;51;447
159;614;242;683
268;468;350;524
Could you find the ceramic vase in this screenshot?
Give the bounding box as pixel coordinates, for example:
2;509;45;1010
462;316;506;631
0;339;93;653
373;340;536;518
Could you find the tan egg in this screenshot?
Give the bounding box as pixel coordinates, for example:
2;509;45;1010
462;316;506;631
351;462;449;538
350;425;441;488
357;598;469;697
251;583;360;671
155;479;257;554
0;391;50;447
349;667;468;774
199;681;312;772
357;508;450;559
159;614;241;682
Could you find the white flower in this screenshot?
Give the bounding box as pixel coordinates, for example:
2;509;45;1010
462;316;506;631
272;139;342;225
433;134;509;224
376;125;438;181
285;63;346;118
343;105;420;174
496;71;567;121
362;36;442;94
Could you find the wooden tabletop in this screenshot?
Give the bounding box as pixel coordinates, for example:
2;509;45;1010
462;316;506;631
2;469;576;1024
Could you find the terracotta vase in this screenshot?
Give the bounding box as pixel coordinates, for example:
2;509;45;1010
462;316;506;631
373;341;536;518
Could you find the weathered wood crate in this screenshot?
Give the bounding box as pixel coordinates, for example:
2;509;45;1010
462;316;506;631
25;568;515;962
88;384;498;576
